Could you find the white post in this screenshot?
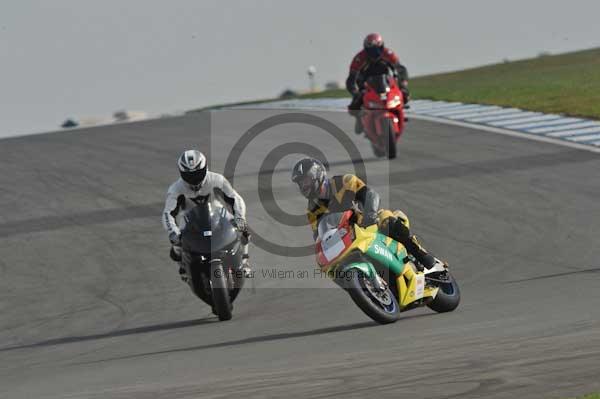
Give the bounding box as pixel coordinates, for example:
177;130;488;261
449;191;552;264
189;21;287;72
307;65;317;93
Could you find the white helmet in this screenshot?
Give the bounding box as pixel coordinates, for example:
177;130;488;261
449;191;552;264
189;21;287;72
178;150;207;191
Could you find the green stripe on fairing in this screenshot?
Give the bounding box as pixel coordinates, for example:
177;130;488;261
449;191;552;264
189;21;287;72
379;232;408;262
366;233;406;275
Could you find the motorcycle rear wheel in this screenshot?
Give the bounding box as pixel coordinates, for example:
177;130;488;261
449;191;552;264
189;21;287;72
346;268;399;324
427;272;461;313
210;261;233;321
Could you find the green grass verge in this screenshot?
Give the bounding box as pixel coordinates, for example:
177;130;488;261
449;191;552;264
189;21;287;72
190;47;600;119
564;394;600;399
300;48;600;119
410;47;600;119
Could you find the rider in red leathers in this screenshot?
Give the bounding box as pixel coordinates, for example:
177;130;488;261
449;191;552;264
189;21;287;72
346;33;410;134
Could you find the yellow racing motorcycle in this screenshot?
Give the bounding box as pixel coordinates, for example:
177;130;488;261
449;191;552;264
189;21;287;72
316;210;460;324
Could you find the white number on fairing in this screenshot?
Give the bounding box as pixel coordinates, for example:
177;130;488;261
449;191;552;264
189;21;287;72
322;229;346;262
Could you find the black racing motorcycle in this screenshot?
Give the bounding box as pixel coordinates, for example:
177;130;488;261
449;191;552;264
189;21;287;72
180;197;246;321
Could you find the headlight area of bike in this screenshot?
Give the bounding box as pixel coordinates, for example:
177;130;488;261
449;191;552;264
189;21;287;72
315;211;356;267
386;95;401;108
183;237;242;266
367;94;401;109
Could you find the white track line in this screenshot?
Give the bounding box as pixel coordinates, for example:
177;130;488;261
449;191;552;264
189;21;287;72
547;126;600;137
410;114;600;153
485;113;544;126
529;121;600;134
411;103;472;113
567;133;600;142
511;118;583;130
427;105;489;116
445;108;506;120
466;111;531;123
453;108;523;121
499;115;562;127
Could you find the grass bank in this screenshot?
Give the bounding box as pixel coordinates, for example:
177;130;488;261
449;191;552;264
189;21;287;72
409;47;600;119
192;47;600;119
563;394;600;399
302;47;600;119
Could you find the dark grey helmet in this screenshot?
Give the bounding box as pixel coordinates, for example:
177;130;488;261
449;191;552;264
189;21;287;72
291;158;327;199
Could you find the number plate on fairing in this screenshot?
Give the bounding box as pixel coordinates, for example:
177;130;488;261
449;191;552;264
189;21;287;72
415;273;425;299
322;229;346;262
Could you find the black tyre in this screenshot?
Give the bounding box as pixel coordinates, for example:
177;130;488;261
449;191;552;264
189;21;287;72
427;272;461;313
384;118;397;160
345;268;399;324
210;261;232;321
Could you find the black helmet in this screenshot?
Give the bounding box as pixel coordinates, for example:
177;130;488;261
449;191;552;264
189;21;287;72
291;158;327;199
178;149;207;191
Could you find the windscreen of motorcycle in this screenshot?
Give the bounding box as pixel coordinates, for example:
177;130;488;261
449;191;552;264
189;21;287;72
317;213;344;239
317;213;348;262
181;201;238;254
366;74;390;94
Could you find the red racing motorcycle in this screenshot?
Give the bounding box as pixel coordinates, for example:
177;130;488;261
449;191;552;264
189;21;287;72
360;74;406;159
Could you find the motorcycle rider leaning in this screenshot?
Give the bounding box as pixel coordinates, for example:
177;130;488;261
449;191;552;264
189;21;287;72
291;158;443;270
346;33;410;134
162;149;251;280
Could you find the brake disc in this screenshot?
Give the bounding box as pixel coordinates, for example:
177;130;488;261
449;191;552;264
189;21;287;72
364;279;393;306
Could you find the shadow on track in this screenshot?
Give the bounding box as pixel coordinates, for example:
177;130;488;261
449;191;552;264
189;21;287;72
504;266;600;284
75;312;435;365
0;318;214;352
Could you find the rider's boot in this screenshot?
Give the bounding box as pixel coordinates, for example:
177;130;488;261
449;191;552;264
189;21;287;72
412;248;448;271
348;95;363;134
354;115;363;134
170;245;188;282
242;254;252;278
406;236;438;270
178;265;189;282
385;218;439;270
241;243;252;278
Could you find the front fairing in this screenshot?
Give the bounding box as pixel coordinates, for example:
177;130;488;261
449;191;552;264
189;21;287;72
181;202;239;256
317;222;406;277
363;75;403;110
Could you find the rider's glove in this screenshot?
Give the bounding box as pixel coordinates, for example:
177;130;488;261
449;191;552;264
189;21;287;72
360;212;378;228
234;217;248;233
169;232;181;246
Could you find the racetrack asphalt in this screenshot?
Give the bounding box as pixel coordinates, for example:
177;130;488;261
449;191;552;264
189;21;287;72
1;110;599;399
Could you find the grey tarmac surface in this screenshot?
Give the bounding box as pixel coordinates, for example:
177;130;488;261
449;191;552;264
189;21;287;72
1;110;599;399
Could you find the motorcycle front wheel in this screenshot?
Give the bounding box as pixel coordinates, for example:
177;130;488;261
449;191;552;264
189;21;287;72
210;261;233;321
345;268;399;324
384;118;397;160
